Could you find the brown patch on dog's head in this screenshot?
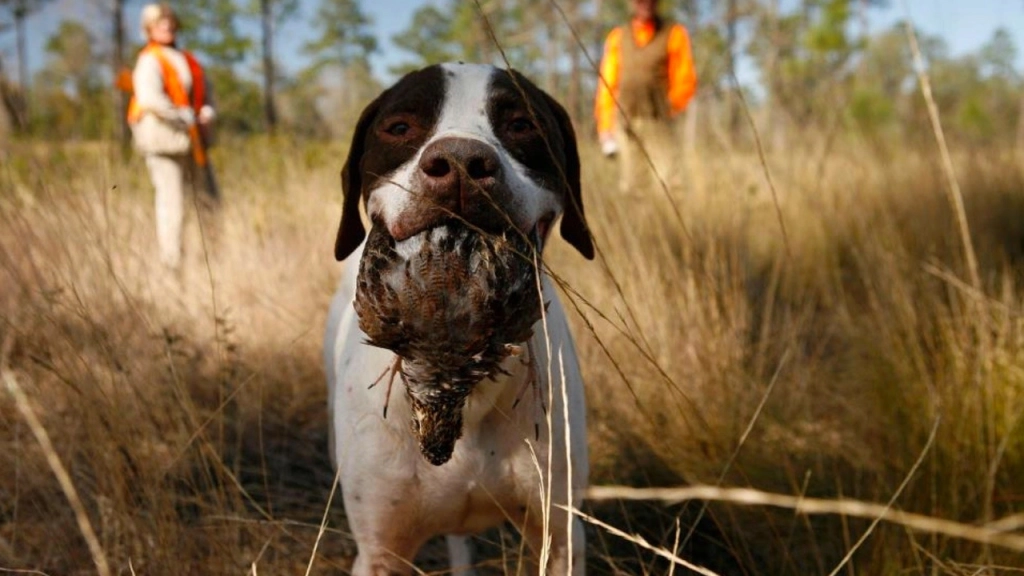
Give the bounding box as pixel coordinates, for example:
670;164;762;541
335;66;446;261
487;68;593;259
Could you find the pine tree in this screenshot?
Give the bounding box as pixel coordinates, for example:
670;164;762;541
301;0;378;138
0;0;50;128
246;0;299;132
302;0;376;74
177;0;251;69
35;20;111;138
174;0;261;132
389;5;457;75
389;0;543;79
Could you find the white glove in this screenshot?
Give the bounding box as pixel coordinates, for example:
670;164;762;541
177;107;196;127
198;105;216;124
600;136;619;157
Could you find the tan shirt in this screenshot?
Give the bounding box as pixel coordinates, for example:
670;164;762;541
129;45;215;155
132;46;195;122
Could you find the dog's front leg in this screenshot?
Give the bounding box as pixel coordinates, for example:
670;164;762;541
350;545;420;576
339;420;429;576
345;491;427;576
446;534;478;576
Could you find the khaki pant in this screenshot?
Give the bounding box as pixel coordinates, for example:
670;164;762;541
615;117;681;195
145;153;218;270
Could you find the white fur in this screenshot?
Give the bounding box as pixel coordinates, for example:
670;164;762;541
325;63;588;576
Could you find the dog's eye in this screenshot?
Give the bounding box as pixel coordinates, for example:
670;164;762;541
507;117;536;135
384;121;411;137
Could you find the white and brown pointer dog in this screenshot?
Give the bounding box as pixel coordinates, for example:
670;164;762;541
324;63;593;575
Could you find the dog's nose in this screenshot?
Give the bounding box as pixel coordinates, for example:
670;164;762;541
418;137;502;212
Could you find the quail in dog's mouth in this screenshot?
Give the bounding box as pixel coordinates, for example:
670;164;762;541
354;220;543;465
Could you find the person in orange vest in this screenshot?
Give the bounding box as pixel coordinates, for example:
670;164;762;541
128;3;217;271
595;0;697;195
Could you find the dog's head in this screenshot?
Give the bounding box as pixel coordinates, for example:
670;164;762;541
334;62;594;262
337;64;593;465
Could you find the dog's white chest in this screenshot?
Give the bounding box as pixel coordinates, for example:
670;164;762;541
329;290;548;528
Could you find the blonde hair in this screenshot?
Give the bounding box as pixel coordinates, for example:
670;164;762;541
140;3;179;40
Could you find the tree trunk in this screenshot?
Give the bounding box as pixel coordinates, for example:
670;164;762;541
543;12;558;96
0;55;25;134
856;0;870;76
14;7;28;126
113;0;130;152
261;0;278;132
1017;93;1024;168
725;0;739;137
567;11;581;125
764;0;784;151
0;55;12;137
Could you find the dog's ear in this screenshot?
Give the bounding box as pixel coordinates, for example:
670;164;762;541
539;91;594;260
335;96;383;261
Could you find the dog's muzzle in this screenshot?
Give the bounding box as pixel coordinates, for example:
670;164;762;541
386;137;525;243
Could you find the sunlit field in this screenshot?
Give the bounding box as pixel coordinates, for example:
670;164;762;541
1;130;1023;574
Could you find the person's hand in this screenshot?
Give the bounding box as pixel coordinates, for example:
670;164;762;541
198;105;216;125
600;135;619;157
177;107;196;127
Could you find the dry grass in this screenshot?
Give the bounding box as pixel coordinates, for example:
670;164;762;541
0;139;351;574
1;132;1023;575
561;138;1024;574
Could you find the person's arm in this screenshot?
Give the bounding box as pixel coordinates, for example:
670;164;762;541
132;52;181;122
595;27;622;141
666;24;697;116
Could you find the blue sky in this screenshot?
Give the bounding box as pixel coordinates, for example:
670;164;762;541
2;0;1021;85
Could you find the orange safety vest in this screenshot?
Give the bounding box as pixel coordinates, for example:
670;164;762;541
127;43;209;166
594;19;697;137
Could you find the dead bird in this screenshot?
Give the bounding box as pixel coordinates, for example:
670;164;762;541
354;220;542;465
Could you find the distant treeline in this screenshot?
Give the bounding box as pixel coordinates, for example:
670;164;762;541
0;0;1021;151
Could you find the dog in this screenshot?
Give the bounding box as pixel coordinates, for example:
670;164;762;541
323;62;593;576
